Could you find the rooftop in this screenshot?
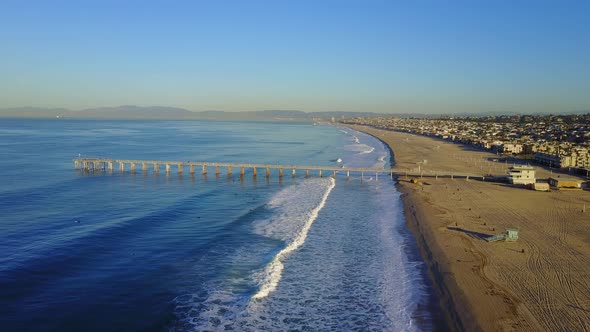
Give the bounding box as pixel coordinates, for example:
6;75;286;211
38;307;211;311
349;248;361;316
549;177;585;182
509;166;535;170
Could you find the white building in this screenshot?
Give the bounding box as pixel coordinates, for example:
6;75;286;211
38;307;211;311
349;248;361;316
508;166;536;185
501;143;524;154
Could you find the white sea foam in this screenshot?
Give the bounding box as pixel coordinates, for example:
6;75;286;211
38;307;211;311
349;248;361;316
373;185;428;330
343;143;373;153
359;147;375;154
251;177;336;299
376;153;388;168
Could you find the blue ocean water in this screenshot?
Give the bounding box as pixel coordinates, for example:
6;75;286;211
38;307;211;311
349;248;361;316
0;119;439;331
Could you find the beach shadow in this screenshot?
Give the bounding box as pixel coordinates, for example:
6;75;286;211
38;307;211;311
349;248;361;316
497;183;528;189
447;226;492;240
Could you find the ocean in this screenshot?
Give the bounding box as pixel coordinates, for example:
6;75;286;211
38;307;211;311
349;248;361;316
0;119;441;331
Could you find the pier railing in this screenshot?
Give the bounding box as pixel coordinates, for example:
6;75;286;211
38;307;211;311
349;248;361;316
73;158;487;180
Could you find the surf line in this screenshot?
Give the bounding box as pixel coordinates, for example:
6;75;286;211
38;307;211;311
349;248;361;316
251;177;336;300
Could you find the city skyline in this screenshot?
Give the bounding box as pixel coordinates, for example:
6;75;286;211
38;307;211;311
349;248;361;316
1;0;589;114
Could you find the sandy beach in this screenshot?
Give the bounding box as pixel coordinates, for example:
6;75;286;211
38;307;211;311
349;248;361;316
349;125;590;332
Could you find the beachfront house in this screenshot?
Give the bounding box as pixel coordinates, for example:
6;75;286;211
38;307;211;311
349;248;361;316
508;166;536;185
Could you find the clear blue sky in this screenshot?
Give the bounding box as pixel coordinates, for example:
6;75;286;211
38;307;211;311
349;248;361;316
1;0;589;113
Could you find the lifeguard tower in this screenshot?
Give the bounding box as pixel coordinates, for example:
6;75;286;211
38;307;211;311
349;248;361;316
487;228;519;242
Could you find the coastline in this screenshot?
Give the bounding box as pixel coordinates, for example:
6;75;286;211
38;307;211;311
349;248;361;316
351;125;460;331
398;183;475;332
346;124;590;332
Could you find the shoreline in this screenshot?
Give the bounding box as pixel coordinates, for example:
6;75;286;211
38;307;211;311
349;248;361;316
350;124;503;331
397;184;474;331
352;125;459;331
346;124;590;332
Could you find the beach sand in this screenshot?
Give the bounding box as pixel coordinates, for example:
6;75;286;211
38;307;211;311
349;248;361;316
349;125;590;332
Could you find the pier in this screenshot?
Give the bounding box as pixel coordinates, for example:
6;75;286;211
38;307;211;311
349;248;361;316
73;158;486;180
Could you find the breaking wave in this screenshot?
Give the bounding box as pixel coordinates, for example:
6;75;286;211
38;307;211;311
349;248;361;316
172;178;337;330
252;177;336;299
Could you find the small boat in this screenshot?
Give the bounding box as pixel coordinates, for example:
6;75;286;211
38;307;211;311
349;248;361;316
336;158;342;163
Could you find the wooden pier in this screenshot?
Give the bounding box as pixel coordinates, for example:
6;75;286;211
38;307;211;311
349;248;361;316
73;158;485;180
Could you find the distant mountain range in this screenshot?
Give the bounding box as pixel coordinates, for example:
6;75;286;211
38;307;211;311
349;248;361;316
0;106;385;120
0;105;587;120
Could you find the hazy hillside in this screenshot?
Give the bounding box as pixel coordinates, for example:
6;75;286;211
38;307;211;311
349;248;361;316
0;106;386;120
80;105;196;118
3;106;580;120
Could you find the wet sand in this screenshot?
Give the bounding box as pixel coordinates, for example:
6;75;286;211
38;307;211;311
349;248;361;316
349;125;590;332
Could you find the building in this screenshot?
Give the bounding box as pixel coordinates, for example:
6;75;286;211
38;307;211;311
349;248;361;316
522;143;538;155
501;143;524;154
508;166;536;185
548;177;584;190
533;182;550;191
534;152;573;168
